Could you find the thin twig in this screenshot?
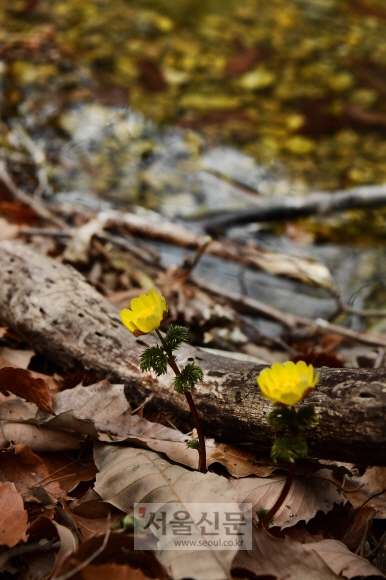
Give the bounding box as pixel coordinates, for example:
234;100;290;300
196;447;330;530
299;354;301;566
196;277;386;347
0;159;68;229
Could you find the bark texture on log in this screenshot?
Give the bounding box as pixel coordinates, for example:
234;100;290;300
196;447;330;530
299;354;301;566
0;240;385;465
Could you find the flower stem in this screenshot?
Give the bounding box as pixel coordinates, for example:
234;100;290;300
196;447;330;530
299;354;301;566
257;462;296;528
155;329;207;474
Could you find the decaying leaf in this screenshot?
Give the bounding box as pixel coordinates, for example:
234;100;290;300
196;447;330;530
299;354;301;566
0;482;28;547
70;488;116;519
52;533;167;580
71;512;123;542
343;466;386;518
233;527;339;579
0;366;53;414
1;421;82;452
148;439;276;477
0;395;39;422
0;391;82;451
28;515;78;577
232;470;345;529
304;538;385;578
41;454;97;493
233;527;384;579
94;443;239;580
0;444;64;502
39;381;187;445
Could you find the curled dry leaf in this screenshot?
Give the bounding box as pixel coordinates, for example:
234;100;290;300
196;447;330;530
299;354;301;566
39;381;187;445
342;466;386;518
94;443;239;580
52;532;167;580
0;482;28;547
232;470;345;529
28;515;78;578
0;444;64;502
233;527;384;579
0;366;53;414
0;394;83;452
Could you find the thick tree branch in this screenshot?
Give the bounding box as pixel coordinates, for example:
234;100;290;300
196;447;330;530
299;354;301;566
0;240;385;465
200;183;386;233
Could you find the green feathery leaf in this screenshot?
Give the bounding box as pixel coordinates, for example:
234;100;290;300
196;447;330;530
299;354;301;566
296;404;319;430
186;438;200;449
140;345;169;376
164;325;190;352
173;362;204;393
255;507;274;527
268;406;295;431
270;436;308;463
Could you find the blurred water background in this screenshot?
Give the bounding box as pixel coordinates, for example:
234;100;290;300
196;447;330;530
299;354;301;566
2;0;386;335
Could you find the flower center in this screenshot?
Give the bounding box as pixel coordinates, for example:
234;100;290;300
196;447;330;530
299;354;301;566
279;377;305;391
141;306;155;317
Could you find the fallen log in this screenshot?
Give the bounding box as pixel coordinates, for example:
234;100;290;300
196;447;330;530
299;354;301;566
1;240;385;465
200;183;386;233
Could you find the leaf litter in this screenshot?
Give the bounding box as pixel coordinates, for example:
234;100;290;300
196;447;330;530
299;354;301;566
0;351;385;577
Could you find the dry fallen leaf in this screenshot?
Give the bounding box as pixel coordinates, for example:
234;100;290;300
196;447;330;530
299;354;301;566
0;349;35;369
1;421;83;452
0;482;28;547
39;381;187;445
28;515;78;578
343;466;386;518
0;355;59;393
52;532;167;580
71;512;123;542
303;538;385;578
41;454;97;493
82;562;159;580
233;526;340;579
0;393;82;451
0;444;64;502
94;443;239;580
233;527;384;579
70;488;115;519
232;469;345;529
0;366;53;414
148;439;276;477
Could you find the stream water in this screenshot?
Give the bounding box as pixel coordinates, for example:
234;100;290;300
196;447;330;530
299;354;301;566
2;0;386;337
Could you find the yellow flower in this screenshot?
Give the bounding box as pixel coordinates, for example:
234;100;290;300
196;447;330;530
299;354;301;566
120;289;168;337
257;361;319;406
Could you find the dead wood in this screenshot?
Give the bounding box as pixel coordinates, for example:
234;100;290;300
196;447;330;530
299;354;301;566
200;183;386;232
1;240;386;465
